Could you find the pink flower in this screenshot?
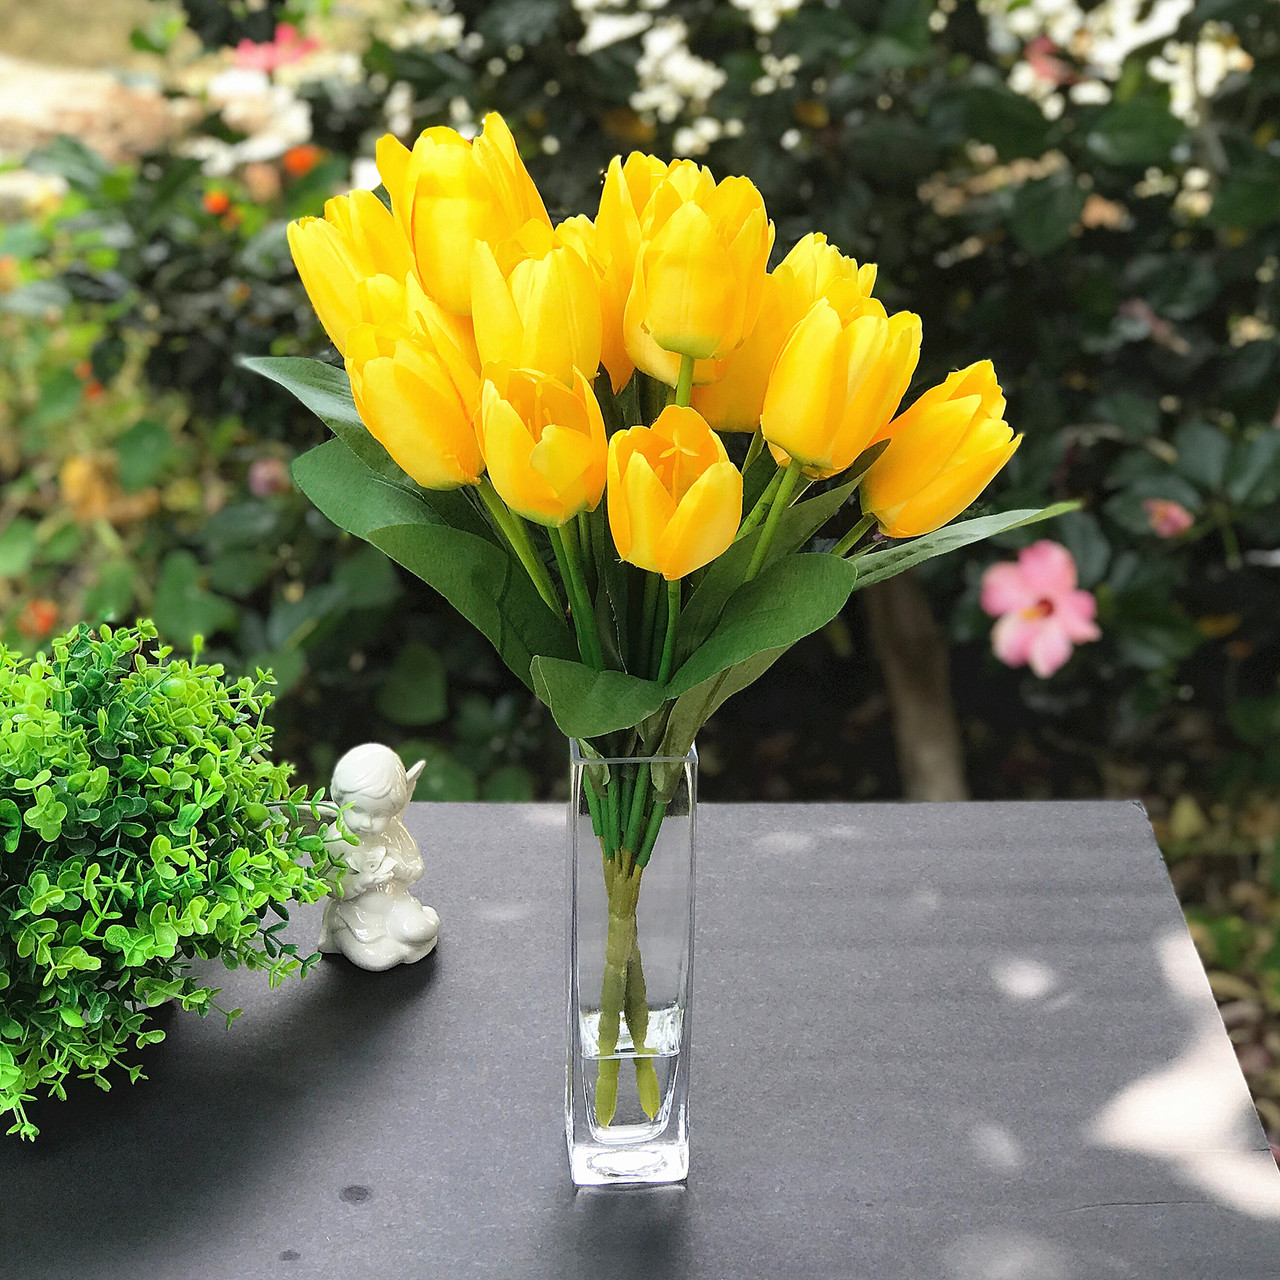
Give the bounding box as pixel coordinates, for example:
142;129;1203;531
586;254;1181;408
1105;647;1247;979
980;540;1101;678
233;23;319;73
1143;498;1194;538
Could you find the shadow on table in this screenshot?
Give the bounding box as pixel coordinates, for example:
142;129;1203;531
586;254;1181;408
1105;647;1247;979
2;946;439;1271
564;1185;692;1278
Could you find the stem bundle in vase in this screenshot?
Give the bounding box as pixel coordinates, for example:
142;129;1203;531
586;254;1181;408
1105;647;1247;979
250;111;1072;1131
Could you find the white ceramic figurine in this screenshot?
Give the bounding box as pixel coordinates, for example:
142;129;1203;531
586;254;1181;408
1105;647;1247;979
317;743;439;971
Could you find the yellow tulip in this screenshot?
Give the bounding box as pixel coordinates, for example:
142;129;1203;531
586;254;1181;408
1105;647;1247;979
287;190;415;355
477;366;607;526
624;162;774;381
607;406;743;580
761;285;921;479
861;360;1023;538
344;321;482;491
692;232;877;432
592;154;673;392
471;220;602;387
376;113;549;316
355;270;481;375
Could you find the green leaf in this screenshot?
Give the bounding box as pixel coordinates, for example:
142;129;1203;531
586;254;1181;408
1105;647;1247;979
242;355;492;540
960;85;1052;161
114;419;176;491
81;561;137;623
376;641;447;727
647;646;789;760
1086;98;1184;166
0;518;38;577
1010;172;1086;256
1173;422;1230;490
849;503;1079;589
530;657;667;738
394;741;478;801
294;439;573;689
152;550;237;644
678;445;885;663
480;765;535;801
668;554;860;699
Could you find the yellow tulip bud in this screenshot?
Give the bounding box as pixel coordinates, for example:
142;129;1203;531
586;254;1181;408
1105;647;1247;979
478;365;607;527
693;232;877;432
472;220;602;387
624;162;774;380
345;321;482;491
287;190;415;356
593;154;673;392
861;360;1023;538
761;286;922;479
607;405;743;580
355;270;481;376
376;113;549;316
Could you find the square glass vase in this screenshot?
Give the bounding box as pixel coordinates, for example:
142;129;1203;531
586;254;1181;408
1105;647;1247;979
566;741;697;1187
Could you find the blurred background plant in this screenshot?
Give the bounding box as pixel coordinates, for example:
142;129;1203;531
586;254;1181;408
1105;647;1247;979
0;0;1277;1145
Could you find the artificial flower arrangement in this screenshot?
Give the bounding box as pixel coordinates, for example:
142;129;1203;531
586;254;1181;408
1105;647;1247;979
248;112;1067;1164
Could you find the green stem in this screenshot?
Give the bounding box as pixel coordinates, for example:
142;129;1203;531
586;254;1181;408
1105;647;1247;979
674;353;695;409
624;940;661;1119
558;522;606;675
638;573;660;679
577;509;597;595
635;799;667;869
476;478;561;616
833;512;877;558
744;460;804;581
623;763;650;856
656;578;681;685
743;428;765;472
736;468;783;541
581;766;605;842
618;373;641;428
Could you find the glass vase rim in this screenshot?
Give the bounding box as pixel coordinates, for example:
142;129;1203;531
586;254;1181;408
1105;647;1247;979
569;740;698;767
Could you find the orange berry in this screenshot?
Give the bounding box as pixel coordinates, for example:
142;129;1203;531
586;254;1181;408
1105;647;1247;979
282;144;323;178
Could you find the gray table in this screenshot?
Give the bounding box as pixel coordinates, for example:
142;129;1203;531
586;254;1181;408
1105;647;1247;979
4;801;1279;1279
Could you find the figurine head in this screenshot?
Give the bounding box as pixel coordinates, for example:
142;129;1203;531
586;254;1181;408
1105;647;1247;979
330;743;425;837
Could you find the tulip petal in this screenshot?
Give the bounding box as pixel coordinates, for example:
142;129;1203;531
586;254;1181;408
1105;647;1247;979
471;240;524;372
621;450;678;574
760;301;844;469
879;436;1021;538
658;459;742;580
862;397;981;514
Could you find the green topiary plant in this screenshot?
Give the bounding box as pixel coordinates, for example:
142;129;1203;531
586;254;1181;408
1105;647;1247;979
0;619;337;1139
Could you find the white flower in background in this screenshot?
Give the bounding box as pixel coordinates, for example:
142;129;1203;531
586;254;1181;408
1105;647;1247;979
1149;27;1254;123
984;0;1249;125
673;116;723;156
730;0;805;34
186;67;312;174
578;11;653;54
380;9;465;52
631;18;726;122
385;80;415;135
350;156;382;191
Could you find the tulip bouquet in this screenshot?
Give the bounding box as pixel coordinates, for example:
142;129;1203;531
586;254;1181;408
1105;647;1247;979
248;112;1067;1131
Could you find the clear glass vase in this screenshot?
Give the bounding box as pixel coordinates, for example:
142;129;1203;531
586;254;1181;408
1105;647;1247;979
566;741;697;1187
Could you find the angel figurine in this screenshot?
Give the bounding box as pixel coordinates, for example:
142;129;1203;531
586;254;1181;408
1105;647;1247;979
317;743;440;971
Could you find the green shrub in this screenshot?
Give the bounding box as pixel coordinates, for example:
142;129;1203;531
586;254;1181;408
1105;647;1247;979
0;619;335;1139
